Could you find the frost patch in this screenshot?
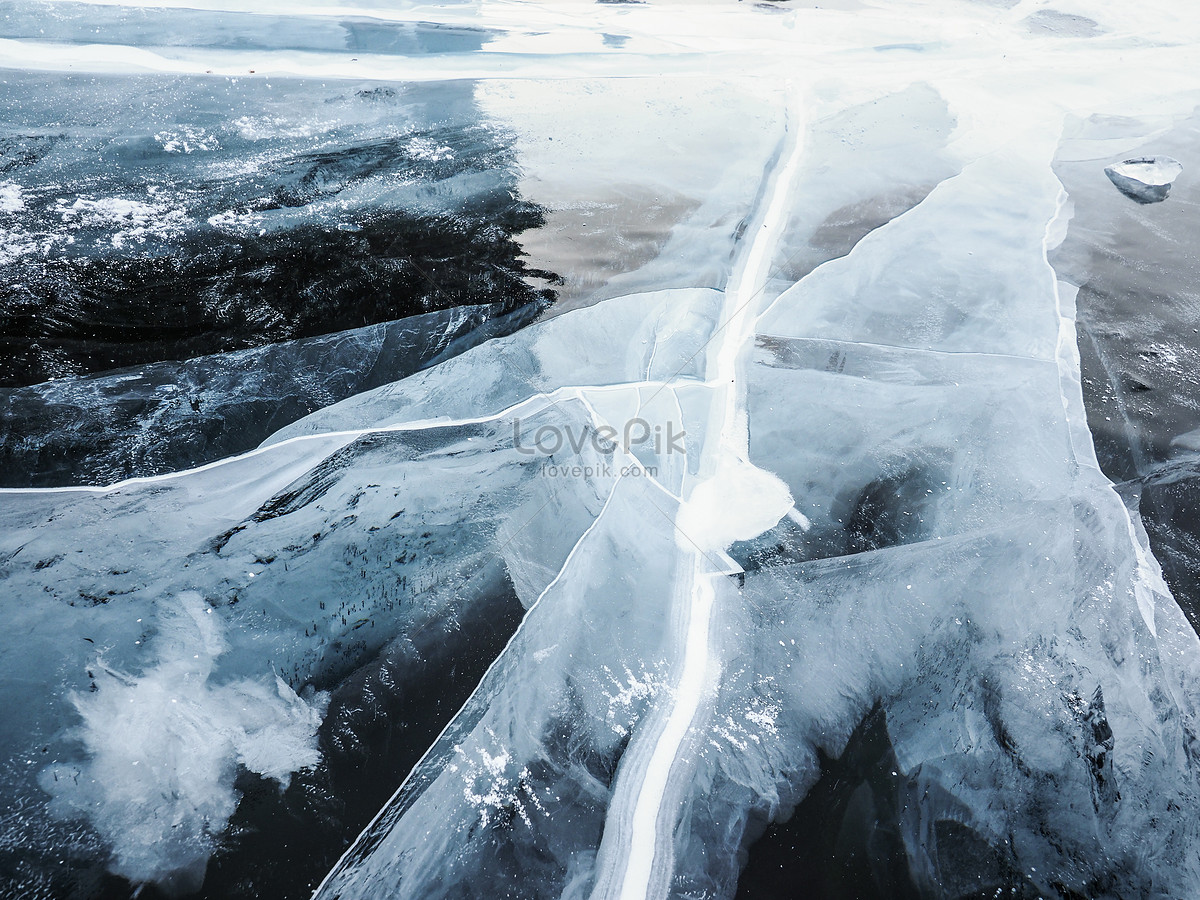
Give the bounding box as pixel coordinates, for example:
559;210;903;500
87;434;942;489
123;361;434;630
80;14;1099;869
448;729;547;829
0;229;41;265
155;126;220;154
600;664;667;737
708;679;782;755
407;136;455;162
234;115;329;140
207;207;266;234
0;225;62;265
56;196;190;249
39;593;328;893
0;181;26;214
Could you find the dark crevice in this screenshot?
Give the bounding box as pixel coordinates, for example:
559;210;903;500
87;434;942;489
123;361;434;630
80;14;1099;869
734;707;921;900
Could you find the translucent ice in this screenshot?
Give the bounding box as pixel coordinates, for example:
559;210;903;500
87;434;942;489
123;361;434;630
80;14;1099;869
1105;156;1184;203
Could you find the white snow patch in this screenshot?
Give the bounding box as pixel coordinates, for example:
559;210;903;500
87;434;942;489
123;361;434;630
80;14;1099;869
676;455;794;551
39;593;327;892
0;181;25;214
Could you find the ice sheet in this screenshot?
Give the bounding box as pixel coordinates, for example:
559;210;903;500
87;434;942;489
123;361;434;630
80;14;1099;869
3;2;1200;900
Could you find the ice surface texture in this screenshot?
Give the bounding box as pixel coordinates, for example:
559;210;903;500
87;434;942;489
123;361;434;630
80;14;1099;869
0;73;556;388
4;2;1200;900
0;301;544;487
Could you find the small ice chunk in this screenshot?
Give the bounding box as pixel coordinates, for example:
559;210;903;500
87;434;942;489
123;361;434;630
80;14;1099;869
1104;156;1184;204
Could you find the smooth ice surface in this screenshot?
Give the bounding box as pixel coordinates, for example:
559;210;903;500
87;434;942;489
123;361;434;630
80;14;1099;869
5;2;1200;900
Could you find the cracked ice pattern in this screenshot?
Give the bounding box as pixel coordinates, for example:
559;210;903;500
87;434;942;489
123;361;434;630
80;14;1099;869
3;2;1200;900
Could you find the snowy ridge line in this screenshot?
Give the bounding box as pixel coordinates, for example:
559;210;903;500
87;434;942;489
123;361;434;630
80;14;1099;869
609;554;714;900
311;465;631;899
606;91;805;900
0;378;690;497
1045;184;1097;475
630;135;792;425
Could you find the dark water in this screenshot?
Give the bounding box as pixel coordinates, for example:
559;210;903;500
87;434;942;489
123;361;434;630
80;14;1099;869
0;194;549;386
0;72;558;485
734;708;1049;900
0;299;546;487
0;74;556;389
734;710;921;900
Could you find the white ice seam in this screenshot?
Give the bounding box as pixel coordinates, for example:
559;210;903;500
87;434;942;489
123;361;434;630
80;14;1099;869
611;90;805;900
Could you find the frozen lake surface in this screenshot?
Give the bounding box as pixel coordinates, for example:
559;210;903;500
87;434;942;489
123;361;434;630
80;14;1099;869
3;1;1200;899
